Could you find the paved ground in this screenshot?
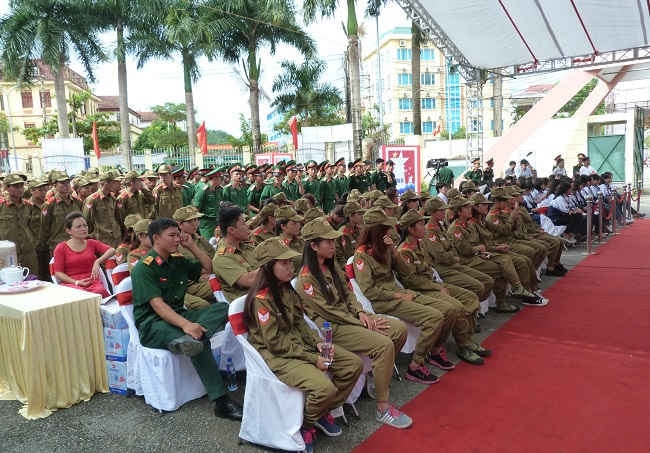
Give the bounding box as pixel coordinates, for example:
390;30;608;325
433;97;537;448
2;200;646;453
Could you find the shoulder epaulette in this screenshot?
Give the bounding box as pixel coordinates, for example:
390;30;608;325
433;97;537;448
256;287;270;299
299;265;310;276
142;256;154;265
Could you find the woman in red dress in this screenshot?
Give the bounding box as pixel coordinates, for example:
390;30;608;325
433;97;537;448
53;211;115;296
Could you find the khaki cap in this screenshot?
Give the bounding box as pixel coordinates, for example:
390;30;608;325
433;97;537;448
276;206;304;222
423;197;448;214
3;173;25;186
99;170;120;182
461;181;478;193
448;198;474;209
258;202;278;218
133;219;152;234
50;170;70;183
398;209;429;228
490;187;512;200
124;214;143;229
302;218;342;241
400;190;418;202
343;201;365;217
140;169;157;179
469;193;493;205
122;171;140;182
446;188;462;201
363;207;397;227
418;191;431;201
271;192;290;204
303;207;324;223
294;198;310;213
173;206;204;222
79;177;95;187
28;178;49;190
254;237;301;266
157;164;173;174
373;195;398;209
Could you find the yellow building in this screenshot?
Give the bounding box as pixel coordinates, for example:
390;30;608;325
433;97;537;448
0;60;100;173
362;27;511;141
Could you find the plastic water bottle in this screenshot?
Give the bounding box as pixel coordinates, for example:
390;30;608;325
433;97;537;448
225;357;238;391
320;322;333;366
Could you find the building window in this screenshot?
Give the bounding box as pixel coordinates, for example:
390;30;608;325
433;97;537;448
39;91;51;108
421;72;435;85
398;98;413;110
397;73;412;86
420;49;435;60
21;91;33;108
421;98;436;109
399;121;413;134
24;122;36;130
422;121;436;133
397;48;412;61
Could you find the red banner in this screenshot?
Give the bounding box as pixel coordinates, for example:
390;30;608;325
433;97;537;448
288;116;298;150
91;122;101;159
196;121;208;155
381;145;421;194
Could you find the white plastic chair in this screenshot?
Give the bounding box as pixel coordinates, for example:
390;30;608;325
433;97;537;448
111;262;130;287
208;274;229;304
228;295;305;452
116;277;208;412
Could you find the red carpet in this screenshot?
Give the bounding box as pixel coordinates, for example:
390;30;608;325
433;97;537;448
355;220;650;453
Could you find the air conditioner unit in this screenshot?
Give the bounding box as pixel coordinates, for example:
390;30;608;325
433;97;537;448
399;40;407;47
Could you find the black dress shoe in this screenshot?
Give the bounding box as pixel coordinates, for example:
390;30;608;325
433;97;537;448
214;396;243;421
167;335;204;357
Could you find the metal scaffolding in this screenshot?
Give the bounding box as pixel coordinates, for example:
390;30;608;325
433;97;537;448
465;82;485;164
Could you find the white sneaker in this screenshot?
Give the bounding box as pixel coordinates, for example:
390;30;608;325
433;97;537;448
376;405;413;429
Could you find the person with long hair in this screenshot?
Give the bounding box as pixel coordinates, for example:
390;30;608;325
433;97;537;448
244;238;363;452
297;218;412;429
275;206;305;272
354;208;445;384
127;219;152;271
114;214;142;265
398;209;489;366
52;211;115;296
399;190;419;217
334;201;366;267
548;181;588;241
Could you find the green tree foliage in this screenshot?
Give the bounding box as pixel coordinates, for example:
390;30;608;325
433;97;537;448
151;102;188;126
22;119;59;145
76;113;121;153
207;129;236;144
67;90;92;137
228;113;268;151
556;79;606;117
133;119;188;150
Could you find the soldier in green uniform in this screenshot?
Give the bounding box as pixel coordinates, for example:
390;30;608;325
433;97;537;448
192;167;223;240
296;219;412;429
349;159;370;193
131;217;242;420
482;158;495;187
463;158;483;185
282;163;302;201
211;205;258;301
302;160;322;207
319;162;337;214
0;174;38;274
83;171;123;248
260;167;284;202
140;170;157;219
173;167;195;206
222;165;249;214
40;171;83;253
153;164;184;219
246;169;266;214
117;171;147;222
371;158;389;192
334;158;349;198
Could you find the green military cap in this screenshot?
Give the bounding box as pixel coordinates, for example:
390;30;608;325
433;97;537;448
139;169;158;179
28;178;49;190
172;166;186;176
229;163;243;173
188;166;199;175
352;158;362;167
271;192;290;205
460;180;478;193
490;187;512;200
469;192;493;205
2;173;25;186
373;195;398;209
275;206;304;222
294;198;311;213
254;237;301;266
206;167;223;178
276;160;287;167
448;198;474;209
257;202;277;218
418;191;431;201
318;160;329;170
286;160;296;167
363;207;397;227
99;170;120;182
271;165;283;175
173;205;204;222
423;197;448;214
400;190;418;203
216;166;229;173
306;160;318;169
343;201;365;217
303;207;325;223
245;164;257;172
124;214;143;230
133;219;152;235
302;217;342;241
446;188;462;201
334;157;345;167
157;164;173;174
471;157;480;164
122;170;140;183
398;209;429;228
49;170;71;183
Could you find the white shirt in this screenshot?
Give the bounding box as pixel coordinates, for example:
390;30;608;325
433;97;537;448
579;165;596;176
515;166;533;178
437;192;448;204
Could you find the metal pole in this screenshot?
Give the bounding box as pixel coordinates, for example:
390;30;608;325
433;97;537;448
585;196;593;255
627;183;633;222
611;193;617;235
597;193;603;242
636;182;641;215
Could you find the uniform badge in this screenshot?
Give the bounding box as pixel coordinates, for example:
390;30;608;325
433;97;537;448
42;208;48;216
355;259;364;271
155;256;163;265
257;308;270;325
303;282;314;296
403;255;411;263
142;256;154;265
341;238;346;247
429;235;437;242
493;218;499;225
86;203;93;210
454;231;462;239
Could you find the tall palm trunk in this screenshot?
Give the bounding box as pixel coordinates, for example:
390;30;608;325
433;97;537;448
411;22;422;135
117;22;132;169
182;50;197;165
53;57;70;138
247;47;261;153
346;0;362;159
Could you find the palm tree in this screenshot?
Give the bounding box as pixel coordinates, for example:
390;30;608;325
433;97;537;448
218;0;315;153
304;0;363;158
129;0;234;160
0;0;106;138
271;58;343;127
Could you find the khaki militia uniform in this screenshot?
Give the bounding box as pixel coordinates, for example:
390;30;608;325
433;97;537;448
40;194;82;253
127;247;148;272
514;207;563;269
424;221;493;300
335;223;361;268
251;226;275;247
116;188;147;222
0;197;38;273
141;188;156;219
192;185;223;240
131;249;228;401
83;191;122;248
397;239;478;348
353;244;444;365
296;264;406;402
153;183;183;219
278;233;304;273
248;286;363;426
178;234;216;310
211;239;257;301
27;197;50;280
486;207;546;268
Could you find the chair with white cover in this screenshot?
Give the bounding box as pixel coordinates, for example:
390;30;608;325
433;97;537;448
111;262;130;287
116;277;208;412
207;274;246;371
228;295;305;452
